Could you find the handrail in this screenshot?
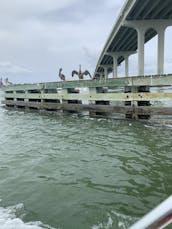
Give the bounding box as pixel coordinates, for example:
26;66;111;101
129;196;172;229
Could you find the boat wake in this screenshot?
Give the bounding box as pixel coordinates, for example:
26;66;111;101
0;203;56;229
0;202;137;229
92;211;137;229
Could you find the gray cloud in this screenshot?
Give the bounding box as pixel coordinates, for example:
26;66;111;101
0;62;31;77
0;62;31;74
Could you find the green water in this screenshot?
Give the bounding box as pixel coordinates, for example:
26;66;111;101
0;99;172;228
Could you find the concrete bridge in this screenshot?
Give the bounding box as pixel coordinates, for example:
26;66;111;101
94;0;172;78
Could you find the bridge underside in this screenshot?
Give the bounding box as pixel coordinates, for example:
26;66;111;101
97;0;172;74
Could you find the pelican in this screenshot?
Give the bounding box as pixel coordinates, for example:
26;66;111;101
58;68;66;81
72;65;92;80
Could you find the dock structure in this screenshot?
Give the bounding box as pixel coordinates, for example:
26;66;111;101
2;74;172;120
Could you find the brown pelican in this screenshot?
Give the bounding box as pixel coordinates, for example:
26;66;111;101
92;73;101;80
5;78;13;85
58;68;66;81
0;78;3;87
72;65;92;80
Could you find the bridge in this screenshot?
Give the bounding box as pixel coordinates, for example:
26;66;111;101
94;0;172;78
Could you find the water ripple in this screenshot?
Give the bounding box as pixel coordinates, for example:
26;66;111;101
0;104;172;228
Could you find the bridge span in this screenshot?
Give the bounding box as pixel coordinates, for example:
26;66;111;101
94;0;172;78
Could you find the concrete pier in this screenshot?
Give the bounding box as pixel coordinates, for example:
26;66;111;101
2;74;172;120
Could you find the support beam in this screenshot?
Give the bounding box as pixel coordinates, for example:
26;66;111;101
113;56;118;78
100;72;104;79
103;66;108;79
157;27;165;75
99;65;113;79
106;51;136;78
137;28;145;76
104;53;118;78
125;56;129;77
123;20;172;76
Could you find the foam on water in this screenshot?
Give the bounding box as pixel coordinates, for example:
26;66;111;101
0;203;136;229
0;203;56;229
92;215;113;229
144;123;172;129
92;211;137;229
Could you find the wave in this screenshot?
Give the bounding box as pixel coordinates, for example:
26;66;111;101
0;203;56;229
92;211;137;229
0;203;137;229
92;214;113;229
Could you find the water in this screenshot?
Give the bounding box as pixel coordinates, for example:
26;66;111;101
0;93;172;228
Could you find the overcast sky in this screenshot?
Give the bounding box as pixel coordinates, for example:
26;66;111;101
0;0;172;84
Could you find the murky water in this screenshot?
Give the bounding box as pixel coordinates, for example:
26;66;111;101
0;91;172;228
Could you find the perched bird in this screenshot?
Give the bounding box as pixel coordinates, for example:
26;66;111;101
5;78;13;85
0;78;3;87
92;73;101;80
72;65;92;80
58;68;66;81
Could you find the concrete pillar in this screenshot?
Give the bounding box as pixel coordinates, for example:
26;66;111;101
106;51;135;78
112;56;118;78
104;67;108;79
13;91;17;102
125;55;129;77
25;91;29;102
98;65;113;79
157;27;165;75
100;72;104;79
41;89;44;103
137;28;145;76
123;20;172;76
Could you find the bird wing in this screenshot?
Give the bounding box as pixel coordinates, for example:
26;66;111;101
84;70;92;78
72;70;78;76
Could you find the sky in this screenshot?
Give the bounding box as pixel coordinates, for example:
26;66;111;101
0;0;172;84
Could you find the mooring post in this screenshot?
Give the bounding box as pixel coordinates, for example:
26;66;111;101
25;90;29;102
41;87;44;110
13;90;16;102
89;87;97;117
24;90;29;111
61;88;68;112
131;86;138;120
13;90;17;109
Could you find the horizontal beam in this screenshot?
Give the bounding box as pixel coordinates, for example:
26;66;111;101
2;74;172;91
2;100;172;116
4;92;172;101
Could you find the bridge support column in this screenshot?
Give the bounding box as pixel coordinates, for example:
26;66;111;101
106;51;135;78
125;55;129;77
104;66;108;79
123;20;172;76
157;27;165;75
137;28;145;76
100;65;113;79
105;53;118;78
99;72;104;79
112;55;118;78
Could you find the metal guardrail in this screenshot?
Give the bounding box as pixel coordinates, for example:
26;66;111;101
129;196;172;229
